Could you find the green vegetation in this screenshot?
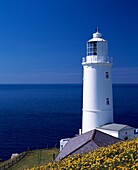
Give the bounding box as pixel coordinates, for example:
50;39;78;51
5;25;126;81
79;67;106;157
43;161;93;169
1;138;138;169
30;138;138;170
0;148;59;170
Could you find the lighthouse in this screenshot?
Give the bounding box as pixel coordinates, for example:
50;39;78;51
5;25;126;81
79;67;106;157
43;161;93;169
57;29;138;159
82;29;113;133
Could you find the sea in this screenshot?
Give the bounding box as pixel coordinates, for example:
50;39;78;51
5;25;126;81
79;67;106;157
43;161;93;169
0;84;138;160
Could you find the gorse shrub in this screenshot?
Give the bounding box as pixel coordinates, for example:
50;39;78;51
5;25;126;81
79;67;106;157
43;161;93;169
30;138;138;170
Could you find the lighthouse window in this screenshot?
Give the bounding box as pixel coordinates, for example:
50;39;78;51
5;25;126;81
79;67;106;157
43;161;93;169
134;129;138;134
106;98;110;105
87;42;97;56
106;72;109;79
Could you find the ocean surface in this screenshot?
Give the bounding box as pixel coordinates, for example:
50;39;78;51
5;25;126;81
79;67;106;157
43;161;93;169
0;84;138;160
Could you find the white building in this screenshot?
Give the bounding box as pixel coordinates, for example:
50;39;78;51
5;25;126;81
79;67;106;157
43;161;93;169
60;138;70;151
96;123;138;140
82;29;113;133
59;29;138;152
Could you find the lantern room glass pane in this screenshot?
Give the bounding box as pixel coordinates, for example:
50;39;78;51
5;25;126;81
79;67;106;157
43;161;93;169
87;42;97;56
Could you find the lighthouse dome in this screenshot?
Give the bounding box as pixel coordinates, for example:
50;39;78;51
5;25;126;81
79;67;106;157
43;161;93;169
88;28;105;42
93;31;102;38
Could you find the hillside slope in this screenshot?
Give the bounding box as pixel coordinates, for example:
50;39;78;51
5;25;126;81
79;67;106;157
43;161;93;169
0;148;59;170
30;138;138;169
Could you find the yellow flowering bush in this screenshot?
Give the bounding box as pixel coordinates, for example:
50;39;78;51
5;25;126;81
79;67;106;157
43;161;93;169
29;138;138;170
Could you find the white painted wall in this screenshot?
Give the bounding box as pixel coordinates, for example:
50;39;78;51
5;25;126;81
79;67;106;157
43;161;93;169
96;129;119;138
82;30;113;134
60;138;70;151
119;128;136;140
82;63;113;133
97;127;138;140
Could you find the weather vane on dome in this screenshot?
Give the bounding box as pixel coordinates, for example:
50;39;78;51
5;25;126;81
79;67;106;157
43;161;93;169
96;27;100;33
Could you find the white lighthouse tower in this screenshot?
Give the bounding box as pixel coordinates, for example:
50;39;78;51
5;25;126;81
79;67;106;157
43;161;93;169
82;29;113;134
58;28;138;154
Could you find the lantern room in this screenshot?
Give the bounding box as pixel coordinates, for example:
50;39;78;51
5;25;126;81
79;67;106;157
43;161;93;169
86;29;109;63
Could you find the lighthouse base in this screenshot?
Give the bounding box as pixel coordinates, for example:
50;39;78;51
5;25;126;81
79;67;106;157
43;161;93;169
82;110;113;134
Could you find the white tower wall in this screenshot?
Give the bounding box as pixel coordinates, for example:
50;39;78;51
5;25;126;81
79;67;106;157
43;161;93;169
82;29;113;134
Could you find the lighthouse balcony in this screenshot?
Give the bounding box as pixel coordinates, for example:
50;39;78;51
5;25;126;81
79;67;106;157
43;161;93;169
82;56;113;64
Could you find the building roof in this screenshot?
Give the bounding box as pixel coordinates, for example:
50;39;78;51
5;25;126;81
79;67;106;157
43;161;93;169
96;123;133;132
88;37;105;42
87;30;106;42
55;129;120;161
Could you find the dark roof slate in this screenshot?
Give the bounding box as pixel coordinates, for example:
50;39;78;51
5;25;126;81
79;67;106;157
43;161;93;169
55;129;121;161
93;130;120;147
71;140;98;155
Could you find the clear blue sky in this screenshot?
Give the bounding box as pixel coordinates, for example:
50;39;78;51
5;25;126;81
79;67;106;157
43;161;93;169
0;0;138;84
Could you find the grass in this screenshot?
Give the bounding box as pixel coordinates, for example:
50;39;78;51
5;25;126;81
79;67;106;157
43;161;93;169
29;138;138;169
1;138;138;169
0;148;59;170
